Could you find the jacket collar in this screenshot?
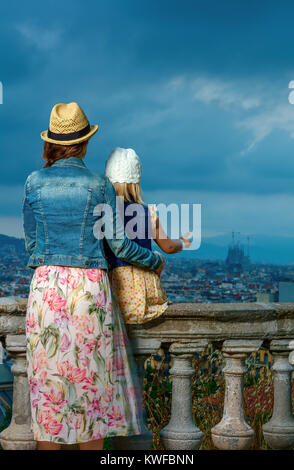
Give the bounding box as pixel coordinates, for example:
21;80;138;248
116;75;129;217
50;157;87;168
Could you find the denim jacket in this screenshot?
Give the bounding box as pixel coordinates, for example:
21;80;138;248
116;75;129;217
22;156;162;271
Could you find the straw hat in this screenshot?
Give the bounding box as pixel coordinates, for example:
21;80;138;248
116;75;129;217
105;148;142;184
41;102;98;145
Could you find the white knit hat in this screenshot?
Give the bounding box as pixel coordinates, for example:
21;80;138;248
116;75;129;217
105;147;142;184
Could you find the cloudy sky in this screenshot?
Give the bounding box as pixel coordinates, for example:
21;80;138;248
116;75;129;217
1;0;294;261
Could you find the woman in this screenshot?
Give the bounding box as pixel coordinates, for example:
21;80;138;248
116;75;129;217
22;102;164;450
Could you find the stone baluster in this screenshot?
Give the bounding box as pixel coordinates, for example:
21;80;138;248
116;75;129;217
112;332;161;450
0;334;36;450
160;340;208;450
263;339;294;449
211;339;262;450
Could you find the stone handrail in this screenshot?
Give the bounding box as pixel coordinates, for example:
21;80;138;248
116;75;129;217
1;297;294;450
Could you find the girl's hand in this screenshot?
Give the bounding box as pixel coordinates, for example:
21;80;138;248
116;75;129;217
154;251;165;277
180;232;192;249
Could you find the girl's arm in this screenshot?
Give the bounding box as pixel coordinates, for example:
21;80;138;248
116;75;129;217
154;216;191;254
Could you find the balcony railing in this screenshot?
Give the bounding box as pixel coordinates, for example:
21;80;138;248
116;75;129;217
0;296;294;450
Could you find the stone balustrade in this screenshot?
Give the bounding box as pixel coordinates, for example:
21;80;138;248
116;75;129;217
1;297;294;450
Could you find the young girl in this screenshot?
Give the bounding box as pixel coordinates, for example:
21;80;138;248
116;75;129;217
104;147;191;324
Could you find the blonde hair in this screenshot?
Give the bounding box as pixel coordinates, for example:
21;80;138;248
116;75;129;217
113;182;144;204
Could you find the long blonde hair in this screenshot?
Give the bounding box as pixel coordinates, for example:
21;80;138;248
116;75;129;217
113;182;144;204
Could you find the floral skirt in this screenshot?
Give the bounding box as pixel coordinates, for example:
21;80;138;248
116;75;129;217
109;266;168;324
26;265;145;444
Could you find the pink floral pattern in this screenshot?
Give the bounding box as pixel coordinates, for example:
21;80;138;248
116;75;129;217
26;265;145;444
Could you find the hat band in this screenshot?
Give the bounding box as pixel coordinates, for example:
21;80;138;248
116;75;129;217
47;123;91;142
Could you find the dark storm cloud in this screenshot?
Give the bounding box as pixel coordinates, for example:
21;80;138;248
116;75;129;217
1;0;294;226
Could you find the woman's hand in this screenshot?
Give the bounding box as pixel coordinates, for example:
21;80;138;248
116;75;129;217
154;251;165;277
180;232;192;249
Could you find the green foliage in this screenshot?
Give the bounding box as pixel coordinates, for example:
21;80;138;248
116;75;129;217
103;436;113;450
144;346;276;450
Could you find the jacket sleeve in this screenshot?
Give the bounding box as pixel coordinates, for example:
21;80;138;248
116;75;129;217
22;176;36;257
103;177;162;271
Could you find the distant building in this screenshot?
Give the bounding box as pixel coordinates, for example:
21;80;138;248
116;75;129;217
221;282;233;289
225;232;250;273
256;292;279;302
279;281;294;302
